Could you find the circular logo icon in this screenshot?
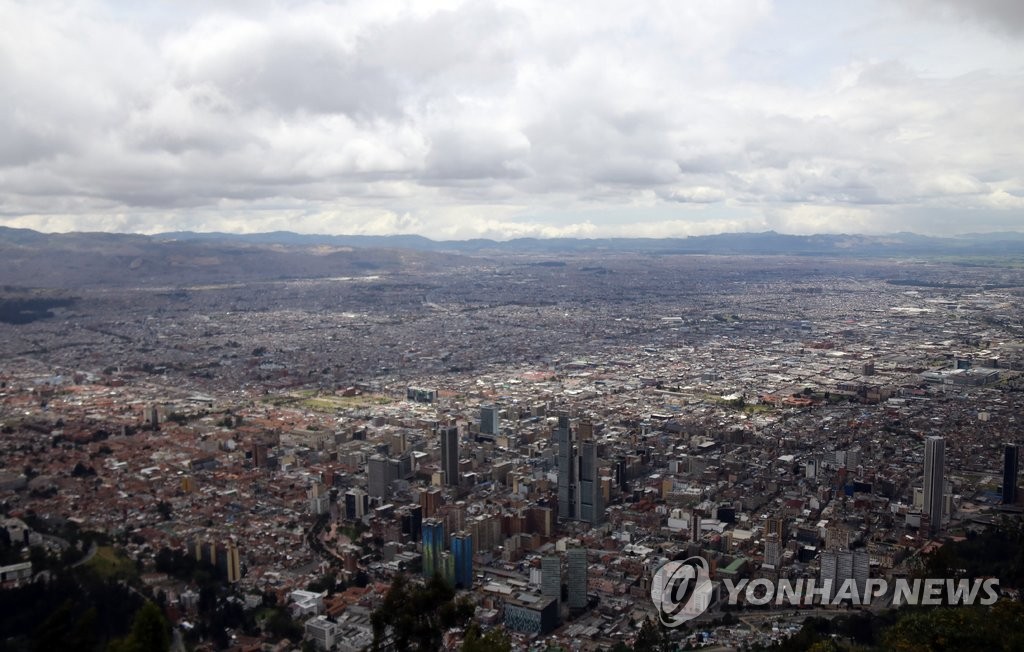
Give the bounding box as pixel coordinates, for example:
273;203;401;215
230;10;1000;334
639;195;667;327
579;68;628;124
650;556;713;627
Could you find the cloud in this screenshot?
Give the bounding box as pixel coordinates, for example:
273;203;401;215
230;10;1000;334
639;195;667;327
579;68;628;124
1;0;1023;238
906;0;1024;37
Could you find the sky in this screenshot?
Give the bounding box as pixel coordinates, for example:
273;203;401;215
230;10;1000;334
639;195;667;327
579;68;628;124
1;0;1023;240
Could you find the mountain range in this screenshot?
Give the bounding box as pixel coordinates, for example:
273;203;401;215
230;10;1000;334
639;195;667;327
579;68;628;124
2;226;1024;288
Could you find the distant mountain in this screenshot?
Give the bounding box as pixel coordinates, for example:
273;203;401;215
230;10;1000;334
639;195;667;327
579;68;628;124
0;226;451;288
3;226;1024;288
154;228;1024;256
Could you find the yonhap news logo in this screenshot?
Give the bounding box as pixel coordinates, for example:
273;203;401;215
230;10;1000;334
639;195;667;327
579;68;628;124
650;557;715;626
650;555;1002;627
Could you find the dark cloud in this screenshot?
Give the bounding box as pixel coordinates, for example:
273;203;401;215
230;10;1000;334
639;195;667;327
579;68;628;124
919;0;1024;37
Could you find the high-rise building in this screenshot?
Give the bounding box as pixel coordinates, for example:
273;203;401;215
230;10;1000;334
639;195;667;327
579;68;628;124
450;532;473;589
1004;444;1019;505
556;415;576;520
422;519;445;580
541;556;561;601
923;436;945;536
194;539;242;583
252;442;269;469
344;488;368;520
368;455;401;498
852;549;870;599
441;426;459;487
420;487;442;519
578;440;603;525
819;549;869;602
440;550;455;587
468;514;501;552
480;405;500;436
556;415;604;526
566;547;587;610
401;505;423;542
308;483;329;515
223;541;242;583
763;517;784;567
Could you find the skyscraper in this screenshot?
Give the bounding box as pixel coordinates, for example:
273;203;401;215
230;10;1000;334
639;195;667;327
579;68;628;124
441;425;459;487
368;455;401;498
480;404;500;436
450;532;473;589
924;436;945;536
764;517;784;567
556;415;604;526
566;547;587;610
344;488;368;520
541;556;561;601
556;415;576;520
422;519;444;580
420;487;442;518
1004;444;1019;505
578;440;603;525
819;549;869;602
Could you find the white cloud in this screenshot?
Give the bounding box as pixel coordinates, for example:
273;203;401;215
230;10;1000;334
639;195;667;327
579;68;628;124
1;0;1023;238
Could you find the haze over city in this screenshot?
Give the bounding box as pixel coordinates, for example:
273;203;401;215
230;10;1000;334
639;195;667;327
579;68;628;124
3;0;1024;239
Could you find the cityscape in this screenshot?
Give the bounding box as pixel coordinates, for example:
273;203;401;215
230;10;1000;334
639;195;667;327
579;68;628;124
4;1;1024;651
1;231;1023;651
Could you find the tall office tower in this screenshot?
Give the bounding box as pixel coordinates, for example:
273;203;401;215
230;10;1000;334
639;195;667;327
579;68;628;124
541;556;561;600
691;510;702;543
439;551;455;587
252;442;269;469
441;425;460;487
1004;444;1020;504
420;487;442;519
819;550;837;602
480;405;500;436
401;505;423;542
308;483;329;515
556;415;576;520
422;519;445;580
923;436;945;536
764;536;782;568
345;488;368;520
852;549;870;599
615;458;629;491
578;440;604;525
223;542;242;583
367;455;400;498
577;419;594;441
820;549;869;602
450;532;474;589
763;517;784;567
566;547;588;610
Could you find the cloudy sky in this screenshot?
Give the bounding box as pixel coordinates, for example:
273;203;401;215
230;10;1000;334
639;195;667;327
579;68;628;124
2;0;1023;239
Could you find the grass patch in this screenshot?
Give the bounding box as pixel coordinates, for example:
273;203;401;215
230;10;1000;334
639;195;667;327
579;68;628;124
86;546;137;581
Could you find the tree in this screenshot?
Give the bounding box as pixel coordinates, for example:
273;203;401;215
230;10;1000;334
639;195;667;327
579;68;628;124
370;574;474;652
109;602;170;652
264;607;302;642
633;618;671;652
461;624;511;652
